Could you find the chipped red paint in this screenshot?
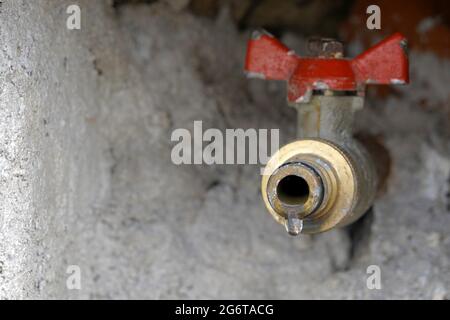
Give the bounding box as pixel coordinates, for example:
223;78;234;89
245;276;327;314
245;31;409;103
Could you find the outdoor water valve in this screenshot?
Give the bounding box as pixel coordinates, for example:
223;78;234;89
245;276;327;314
245;31;409;235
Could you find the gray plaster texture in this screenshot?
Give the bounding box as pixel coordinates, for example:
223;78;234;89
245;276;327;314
0;0;449;299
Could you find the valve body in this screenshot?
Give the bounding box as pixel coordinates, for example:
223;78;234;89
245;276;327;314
246;31;408;235
261;96;377;234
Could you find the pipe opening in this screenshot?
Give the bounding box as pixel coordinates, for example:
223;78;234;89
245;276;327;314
276;175;310;206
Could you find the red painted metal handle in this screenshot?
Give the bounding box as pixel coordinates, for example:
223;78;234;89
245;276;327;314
245;31;409;103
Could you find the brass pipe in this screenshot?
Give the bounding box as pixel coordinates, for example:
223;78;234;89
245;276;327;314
261;95;378;235
252;34;407;236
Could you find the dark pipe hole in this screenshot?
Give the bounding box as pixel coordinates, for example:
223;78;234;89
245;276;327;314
277;175;309;206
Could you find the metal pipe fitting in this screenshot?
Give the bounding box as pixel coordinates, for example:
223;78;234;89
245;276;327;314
245;31;409;235
262;96;377;234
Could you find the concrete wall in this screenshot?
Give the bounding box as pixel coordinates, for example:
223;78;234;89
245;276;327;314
0;0;449;299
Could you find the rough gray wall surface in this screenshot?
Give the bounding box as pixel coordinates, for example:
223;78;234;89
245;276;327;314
0;0;449;299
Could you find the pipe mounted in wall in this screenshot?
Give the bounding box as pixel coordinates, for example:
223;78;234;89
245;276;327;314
245;31;409;235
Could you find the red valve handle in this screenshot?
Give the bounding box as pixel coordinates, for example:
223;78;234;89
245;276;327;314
245;31;409;103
